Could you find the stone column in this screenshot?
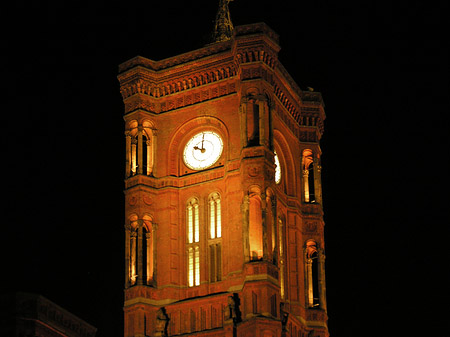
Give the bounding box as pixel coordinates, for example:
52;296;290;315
125;132;131;177
258;99;266;146
137;127;143;175
306;257;313;307
278;218;285;299
137;220;144;285
152;223;158;286
241;195;250;262
130;231;137;285
271;198;277;264
124;224;131;288
240;98;248;148
131;138;137;175
146;231;152;284
318;249;327;311
303;169;310;203
314;160;323;205
146;139;152;176
261;192;268;261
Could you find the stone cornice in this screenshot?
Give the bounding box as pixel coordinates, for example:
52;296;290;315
8;292;96;337
118;22;325;136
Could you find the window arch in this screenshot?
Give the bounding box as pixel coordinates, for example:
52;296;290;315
187;198;200;287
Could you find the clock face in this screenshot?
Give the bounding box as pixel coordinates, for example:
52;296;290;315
274;150;281;184
183;131;223;170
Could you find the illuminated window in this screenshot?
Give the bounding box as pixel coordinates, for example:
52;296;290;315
302;149;315;203
306;240;320;307
126;120;155;177
188;247;194;287
209;193;221;239
274;150;281;184
249;195;263;260
187;198;200;287
209;193;222;282
187;199;200;244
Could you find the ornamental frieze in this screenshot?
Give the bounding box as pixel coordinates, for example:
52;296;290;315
124;82;237;114
119;64;237;101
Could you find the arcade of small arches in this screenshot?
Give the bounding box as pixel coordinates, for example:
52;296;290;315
125;214;155;288
125;119;156;177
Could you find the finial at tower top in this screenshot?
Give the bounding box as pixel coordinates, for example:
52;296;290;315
213;0;234;42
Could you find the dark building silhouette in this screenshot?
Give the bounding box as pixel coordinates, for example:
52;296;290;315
0;292;96;337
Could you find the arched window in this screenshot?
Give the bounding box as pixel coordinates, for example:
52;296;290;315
143;215;154;284
208;193;222;282
305;240;320;307
125;120;155;177
187;198;200;287
126;215;154;287
209;193;221;239
302;149;315;203
249;194;263;260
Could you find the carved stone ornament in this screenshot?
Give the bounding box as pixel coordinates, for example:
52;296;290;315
305;221;318;233
248;166;260;177
128;196;137;206
143;195;153;206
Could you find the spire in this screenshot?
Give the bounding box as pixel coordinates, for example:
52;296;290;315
213;0;234;42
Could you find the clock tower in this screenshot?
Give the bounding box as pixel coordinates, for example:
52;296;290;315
117;3;328;337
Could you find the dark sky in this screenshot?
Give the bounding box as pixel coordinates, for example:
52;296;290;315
2;1;449;337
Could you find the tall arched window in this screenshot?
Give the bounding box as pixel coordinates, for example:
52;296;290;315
208;193;222;282
209;193;221;239
187;198;200;287
249;194;263;260
305;240;320;307
302;149;315;203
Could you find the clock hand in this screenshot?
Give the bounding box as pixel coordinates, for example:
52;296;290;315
193;145;206;153
201;133;205;150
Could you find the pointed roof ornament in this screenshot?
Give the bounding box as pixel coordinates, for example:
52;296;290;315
213;0;234;43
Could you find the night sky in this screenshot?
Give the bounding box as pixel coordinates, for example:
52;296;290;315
2;1;449;337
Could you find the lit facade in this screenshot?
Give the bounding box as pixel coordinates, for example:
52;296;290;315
117;8;328;337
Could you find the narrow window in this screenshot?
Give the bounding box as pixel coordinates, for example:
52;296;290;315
194;204;199;243
208;193;222;282
188;247;194;287
194;246;200;286
249;196;263;260
187;205;193;243
302;150;315;203
306;240;320;307
187;198;200;287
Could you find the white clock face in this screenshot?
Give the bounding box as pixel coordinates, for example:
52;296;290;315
274;150;281;184
183;131;223;170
